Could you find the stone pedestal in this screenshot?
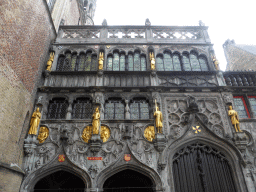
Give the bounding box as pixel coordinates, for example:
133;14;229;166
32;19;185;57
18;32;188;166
234;132;248;152
89;134;102;153
153;133;167;152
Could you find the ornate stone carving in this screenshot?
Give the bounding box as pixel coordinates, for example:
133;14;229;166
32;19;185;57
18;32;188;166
88;165;99;179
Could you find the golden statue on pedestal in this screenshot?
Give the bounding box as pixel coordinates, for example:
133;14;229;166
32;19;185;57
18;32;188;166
228;106;242;132
154;101;163;133
46;52;55;71
100;126;110;142
37;126;49;144
28;107;41;135
82;126;92;143
212;55;220;71
98;52;104;70
150;52;156;70
144;126;155;142
92;107;100;134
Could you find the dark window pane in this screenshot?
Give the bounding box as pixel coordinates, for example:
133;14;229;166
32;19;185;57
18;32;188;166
173;54;181;71
107;56;113;71
113;52;119;71
120;54;125;71
141;56;146;71
233;97;248;118
190;54;200;71
105;103;114;119
84;52;92;71
128;54;133;71
72;98;92;119
134;52;140;71
48;99;68;119
91;55;97;71
164;53;173;71
156;56;164;71
183;55;191;71
71;54;77;71
249;97;256;117
199;57;208;71
78;54;86;71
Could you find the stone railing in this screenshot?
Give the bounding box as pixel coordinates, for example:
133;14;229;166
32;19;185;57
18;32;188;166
223;71;256;86
56;25;211;44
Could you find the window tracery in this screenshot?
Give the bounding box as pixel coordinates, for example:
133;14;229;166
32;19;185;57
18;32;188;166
56;51;97;71
105;98;125;120
72;98;92;119
107;51;146;71
47;98;68;119
130;98;149;119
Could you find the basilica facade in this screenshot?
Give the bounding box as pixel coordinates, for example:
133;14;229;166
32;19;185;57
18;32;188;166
2;1;256;192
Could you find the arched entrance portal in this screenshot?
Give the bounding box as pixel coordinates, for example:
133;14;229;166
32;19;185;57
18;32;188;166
34;170;85;192
103;169;155;192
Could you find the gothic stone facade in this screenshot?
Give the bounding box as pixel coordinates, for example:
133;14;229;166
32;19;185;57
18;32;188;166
19;24;256;192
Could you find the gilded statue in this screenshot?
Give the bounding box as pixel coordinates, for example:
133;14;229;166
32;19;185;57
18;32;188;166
144;126;155;142
150;52;156;70
92;107;100;134
228;106;242;132
46;52;55;71
98;52;104;70
28;107;41;135
212;56;220;71
100;126;110;142
37;126;49;144
82;126;92;143
154;102;163;133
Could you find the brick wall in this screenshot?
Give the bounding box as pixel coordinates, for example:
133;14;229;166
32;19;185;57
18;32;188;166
224;44;256;71
0;0;55;191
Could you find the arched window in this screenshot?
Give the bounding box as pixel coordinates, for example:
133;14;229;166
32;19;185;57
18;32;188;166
113;52;120;71
105;98;124;120
190;53;201;71
47;98;68;119
163;52;173;71
71;53;77;71
107;55;113;71
127;51;147;71
120;53;125;71
130;98;149;119
72;98;92;119
173;143;237;192
199;56;209;71
173;53;182;71
182;53;191;71
56;52;72;71
156;55;164;71
76;51;97;71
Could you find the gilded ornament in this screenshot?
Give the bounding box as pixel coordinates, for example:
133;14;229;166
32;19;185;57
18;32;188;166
144;126;155;142
100;126;110;142
154;101;163;133
37;126;49;144
28;107;41;135
228;106;242;132
192;126;201;134
92;107;100;134
106;45;110;49
82;126;93;143
46;52;55;71
212;56;220;71
150;52;156;70
98;52;104;70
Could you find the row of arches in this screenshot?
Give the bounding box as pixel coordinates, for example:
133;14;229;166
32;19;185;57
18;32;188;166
55;50;210;72
47;97;150;120
32;142;238;192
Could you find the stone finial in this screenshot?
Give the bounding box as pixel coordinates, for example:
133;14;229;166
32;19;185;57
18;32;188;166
199;20;205;26
145;18;151;26
102;19;107;26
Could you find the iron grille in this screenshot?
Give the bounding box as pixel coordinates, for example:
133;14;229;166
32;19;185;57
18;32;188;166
130;99;149;120
47;99;68;119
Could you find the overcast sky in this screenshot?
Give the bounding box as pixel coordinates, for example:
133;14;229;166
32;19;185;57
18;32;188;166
93;0;256;71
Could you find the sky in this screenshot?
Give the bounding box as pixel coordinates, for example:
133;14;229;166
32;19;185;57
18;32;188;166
93;0;256;71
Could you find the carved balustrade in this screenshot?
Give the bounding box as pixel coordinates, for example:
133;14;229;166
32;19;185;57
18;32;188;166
223;72;256;87
56;25;210;43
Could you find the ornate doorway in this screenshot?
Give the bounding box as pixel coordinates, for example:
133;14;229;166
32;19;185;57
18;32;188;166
173;143;237;192
34;170;85;192
103;169;155;192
